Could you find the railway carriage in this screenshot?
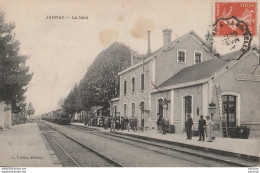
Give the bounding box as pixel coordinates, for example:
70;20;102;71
41;109;70;125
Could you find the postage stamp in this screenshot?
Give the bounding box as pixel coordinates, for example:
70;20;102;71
215;2;257;36
211;0;257;59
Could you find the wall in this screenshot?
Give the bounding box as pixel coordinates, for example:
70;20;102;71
173;85;204;134
155;35;213;86
0;101;4;129
150;90;171;130
119;60;153;127
150;84;204;134
212;51;260;138
0;101;12;129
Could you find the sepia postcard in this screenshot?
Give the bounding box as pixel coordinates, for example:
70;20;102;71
0;0;259;171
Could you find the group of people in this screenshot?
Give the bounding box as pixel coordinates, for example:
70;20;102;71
85;113;215;142
186;114;215;142
101;116;131;132
156;114;169;135
84;115;104;127
86;115;142;132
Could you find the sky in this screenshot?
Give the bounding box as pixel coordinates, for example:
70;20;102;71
0;0;259;115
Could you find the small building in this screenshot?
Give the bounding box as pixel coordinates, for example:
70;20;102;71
109;97;120;117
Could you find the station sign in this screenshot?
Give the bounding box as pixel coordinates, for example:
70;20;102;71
236;74;260;81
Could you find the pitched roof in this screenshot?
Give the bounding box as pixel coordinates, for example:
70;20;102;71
158;50;242;88
221;50;245;61
118;30;213;75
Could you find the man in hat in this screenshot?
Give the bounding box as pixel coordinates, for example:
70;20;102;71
198;115;206;141
185;114;193;139
156;114;162;133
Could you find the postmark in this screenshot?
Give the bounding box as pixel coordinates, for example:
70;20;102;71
210;1;257;59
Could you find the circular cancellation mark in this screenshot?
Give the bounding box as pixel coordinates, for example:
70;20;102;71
211;16;253;60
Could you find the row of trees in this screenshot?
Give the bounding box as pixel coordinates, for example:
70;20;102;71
63;42;132;115
0;10;33;112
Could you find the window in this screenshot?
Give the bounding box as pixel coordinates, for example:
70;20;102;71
132;103;135;117
124;104;127;117
140;101;144;112
140;73;144;91
177;50;186;63
194;52;202;64
114;105;117;116
124;80;127;95
132;77;135;93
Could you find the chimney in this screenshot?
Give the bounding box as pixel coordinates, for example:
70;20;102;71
163;29;172;47
147;31;151;55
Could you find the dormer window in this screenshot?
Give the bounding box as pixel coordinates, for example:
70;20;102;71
194;51;202;64
177;49;186;64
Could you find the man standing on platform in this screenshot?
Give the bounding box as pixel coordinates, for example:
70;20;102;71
198;115;206;141
186;114;193;139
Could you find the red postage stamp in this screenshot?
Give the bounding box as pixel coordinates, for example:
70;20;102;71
215;2;257;36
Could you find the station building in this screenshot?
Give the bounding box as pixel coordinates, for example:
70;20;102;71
110;29;260;138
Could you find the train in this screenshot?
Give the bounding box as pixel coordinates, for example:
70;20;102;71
41;109;70;125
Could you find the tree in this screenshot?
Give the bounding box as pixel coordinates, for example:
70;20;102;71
63;42;131;113
63;84;83;115
0;10;33;110
80;42;131;109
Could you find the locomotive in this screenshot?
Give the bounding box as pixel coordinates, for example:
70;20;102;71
41;109;70;125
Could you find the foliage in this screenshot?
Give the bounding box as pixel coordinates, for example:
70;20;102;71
63;84;83;115
0;10;33;110
63;42;131;114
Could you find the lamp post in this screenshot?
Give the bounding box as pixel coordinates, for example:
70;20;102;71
208;102;216;118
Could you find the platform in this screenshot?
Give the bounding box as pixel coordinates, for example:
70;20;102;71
71;122;260;162
0;122;61;167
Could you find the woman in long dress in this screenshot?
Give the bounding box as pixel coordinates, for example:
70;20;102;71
206;115;214;142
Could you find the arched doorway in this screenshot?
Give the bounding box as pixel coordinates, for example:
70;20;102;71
222;95;237;128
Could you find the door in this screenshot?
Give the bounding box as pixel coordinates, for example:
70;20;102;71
184;96;192;132
184;96;192;121
158;99;163;117
223;95;236;128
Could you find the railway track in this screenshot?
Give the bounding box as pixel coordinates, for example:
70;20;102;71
68;124;259;167
38;122;123;167
41;121;259;167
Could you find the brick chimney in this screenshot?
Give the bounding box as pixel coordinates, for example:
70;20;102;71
163;29;172;47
